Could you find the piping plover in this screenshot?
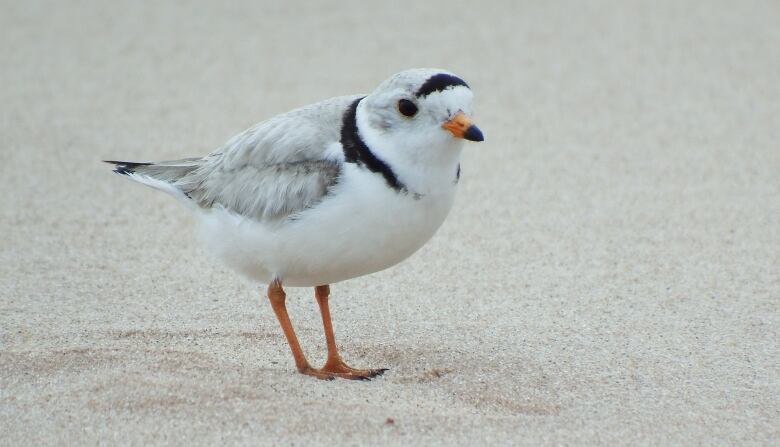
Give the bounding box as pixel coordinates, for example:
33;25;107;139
106;68;483;380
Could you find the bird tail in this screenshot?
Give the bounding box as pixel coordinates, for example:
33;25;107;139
104;158;202;205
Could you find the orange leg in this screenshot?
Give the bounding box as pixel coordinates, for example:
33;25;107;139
266;280;333;380
314;284;387;380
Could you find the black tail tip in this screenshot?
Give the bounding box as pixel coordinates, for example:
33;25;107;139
103;160;152;175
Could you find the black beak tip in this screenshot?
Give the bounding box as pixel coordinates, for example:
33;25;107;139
464;125;484;142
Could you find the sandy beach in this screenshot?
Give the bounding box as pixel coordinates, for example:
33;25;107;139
1;1;778;445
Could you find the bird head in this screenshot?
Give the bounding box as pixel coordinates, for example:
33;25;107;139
359;69;483;149
354;69;483;179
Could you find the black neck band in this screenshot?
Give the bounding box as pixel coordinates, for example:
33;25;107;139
341;98;406;193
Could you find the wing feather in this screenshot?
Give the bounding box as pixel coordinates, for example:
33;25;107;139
175;95;360;221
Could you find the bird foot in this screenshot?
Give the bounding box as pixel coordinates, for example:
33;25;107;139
297;366;336;380
321;360;388;380
298;361;387;381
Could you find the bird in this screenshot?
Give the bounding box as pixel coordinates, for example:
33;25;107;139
105;68;484;380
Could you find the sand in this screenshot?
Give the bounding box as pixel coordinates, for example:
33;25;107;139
1;1;778;445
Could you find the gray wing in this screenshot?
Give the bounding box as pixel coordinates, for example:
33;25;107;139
181;157;342;221
112;95;360;221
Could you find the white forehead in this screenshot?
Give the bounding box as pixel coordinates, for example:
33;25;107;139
421;86;475;117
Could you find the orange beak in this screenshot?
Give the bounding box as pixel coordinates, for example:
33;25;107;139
442;112;484;142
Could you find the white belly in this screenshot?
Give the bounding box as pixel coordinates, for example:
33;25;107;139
196;164;456;287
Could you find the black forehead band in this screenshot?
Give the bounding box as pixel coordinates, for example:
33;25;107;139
415;73;469;98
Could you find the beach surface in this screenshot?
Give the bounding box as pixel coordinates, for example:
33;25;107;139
1;1;778;445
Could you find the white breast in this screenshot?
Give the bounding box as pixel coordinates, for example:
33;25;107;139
196;163;456;287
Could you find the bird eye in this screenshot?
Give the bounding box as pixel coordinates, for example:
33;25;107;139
397;99;418;117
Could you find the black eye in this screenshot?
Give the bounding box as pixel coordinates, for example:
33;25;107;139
397;99;418;117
